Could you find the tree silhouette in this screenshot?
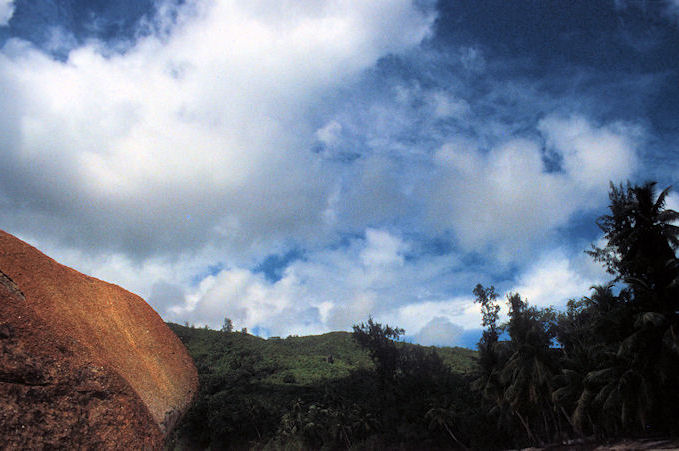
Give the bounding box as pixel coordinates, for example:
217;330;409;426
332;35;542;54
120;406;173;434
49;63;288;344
352;317;404;386
584;182;679;434
589;182;679;308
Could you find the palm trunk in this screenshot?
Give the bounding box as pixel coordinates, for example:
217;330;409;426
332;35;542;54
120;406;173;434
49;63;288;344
542;409;550;444
443;422;469;450
515;410;537;445
560;405;574;429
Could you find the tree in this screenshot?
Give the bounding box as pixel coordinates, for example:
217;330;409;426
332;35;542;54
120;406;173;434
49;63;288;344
588;182;679;311
221;317;233;333
553;285;633;436
501;293;560;445
472;285;506;415
473;286;563;446
474;284;501;343
352;317;404;385
585;182;679;435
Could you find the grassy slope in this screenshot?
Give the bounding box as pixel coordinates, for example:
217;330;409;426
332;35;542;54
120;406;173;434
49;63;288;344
167;323;478;386
166;323;480;448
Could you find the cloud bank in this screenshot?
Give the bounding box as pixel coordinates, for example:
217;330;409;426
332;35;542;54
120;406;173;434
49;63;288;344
0;1;658;345
0;0;434;259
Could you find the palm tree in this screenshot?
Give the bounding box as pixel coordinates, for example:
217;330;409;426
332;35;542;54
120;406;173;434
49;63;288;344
553;285;633;437
473;285;507;411
586;182;679;435
500;294;561;445
590;182;679;308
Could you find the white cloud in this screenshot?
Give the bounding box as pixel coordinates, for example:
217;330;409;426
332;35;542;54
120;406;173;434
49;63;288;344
413;316;464;346
538;116;639;202
0;0;13;26
175;267;318;335
316;120;343;147
392;299;481;335
359;229;407;267
426;115;638;262
0;2;646;345
163;228;480;338
392;83;470;120
428;91;470;119
18;232;226;303
510;249;609;309
665;191;679;215
0;0;435;259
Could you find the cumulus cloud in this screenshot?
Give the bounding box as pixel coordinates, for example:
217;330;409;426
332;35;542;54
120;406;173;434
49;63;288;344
18;233;227;303
393;299;481;336
0;1;650;346
510;249;609;309
538;116;639;199
165;229;402;333
0;0;13;26
360;229;408;267
428;91;470;120
316;120;343;147
426;115;638;262
413;316;464;346
163;228;480;337
0;0;434;259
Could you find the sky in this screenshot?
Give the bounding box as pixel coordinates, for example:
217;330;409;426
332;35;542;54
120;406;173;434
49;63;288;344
1;0;679;348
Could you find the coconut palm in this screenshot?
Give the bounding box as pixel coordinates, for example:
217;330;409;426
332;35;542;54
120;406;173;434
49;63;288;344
590;182;679;308
585;182;679;435
553;285;633;437
498;294;562;445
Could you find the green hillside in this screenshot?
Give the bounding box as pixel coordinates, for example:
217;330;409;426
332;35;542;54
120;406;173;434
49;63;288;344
168;324;476;385
166;323;479;449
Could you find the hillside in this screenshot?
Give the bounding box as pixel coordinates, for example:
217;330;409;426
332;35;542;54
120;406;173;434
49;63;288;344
166;323;479;449
167;323;477;385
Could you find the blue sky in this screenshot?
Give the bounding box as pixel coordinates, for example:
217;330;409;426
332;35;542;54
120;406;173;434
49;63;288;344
1;0;678;348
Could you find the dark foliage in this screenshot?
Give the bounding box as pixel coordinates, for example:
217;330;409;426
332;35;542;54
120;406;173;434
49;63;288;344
472;181;679;448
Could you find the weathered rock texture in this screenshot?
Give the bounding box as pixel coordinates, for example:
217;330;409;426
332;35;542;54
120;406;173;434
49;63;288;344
0;230;198;448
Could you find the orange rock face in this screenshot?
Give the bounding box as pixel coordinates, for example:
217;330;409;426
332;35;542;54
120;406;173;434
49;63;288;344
0;230;198;448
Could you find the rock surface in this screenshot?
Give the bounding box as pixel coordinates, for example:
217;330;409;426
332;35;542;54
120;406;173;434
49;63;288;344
0;230;198;448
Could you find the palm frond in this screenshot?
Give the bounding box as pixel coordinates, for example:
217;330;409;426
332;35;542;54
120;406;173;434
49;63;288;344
585;367;616;386
654;185;672;212
634;311;666;328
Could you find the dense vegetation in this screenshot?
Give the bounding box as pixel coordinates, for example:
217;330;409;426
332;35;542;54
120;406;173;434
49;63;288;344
473;182;679;448
166;322;479;449
168;181;679;449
